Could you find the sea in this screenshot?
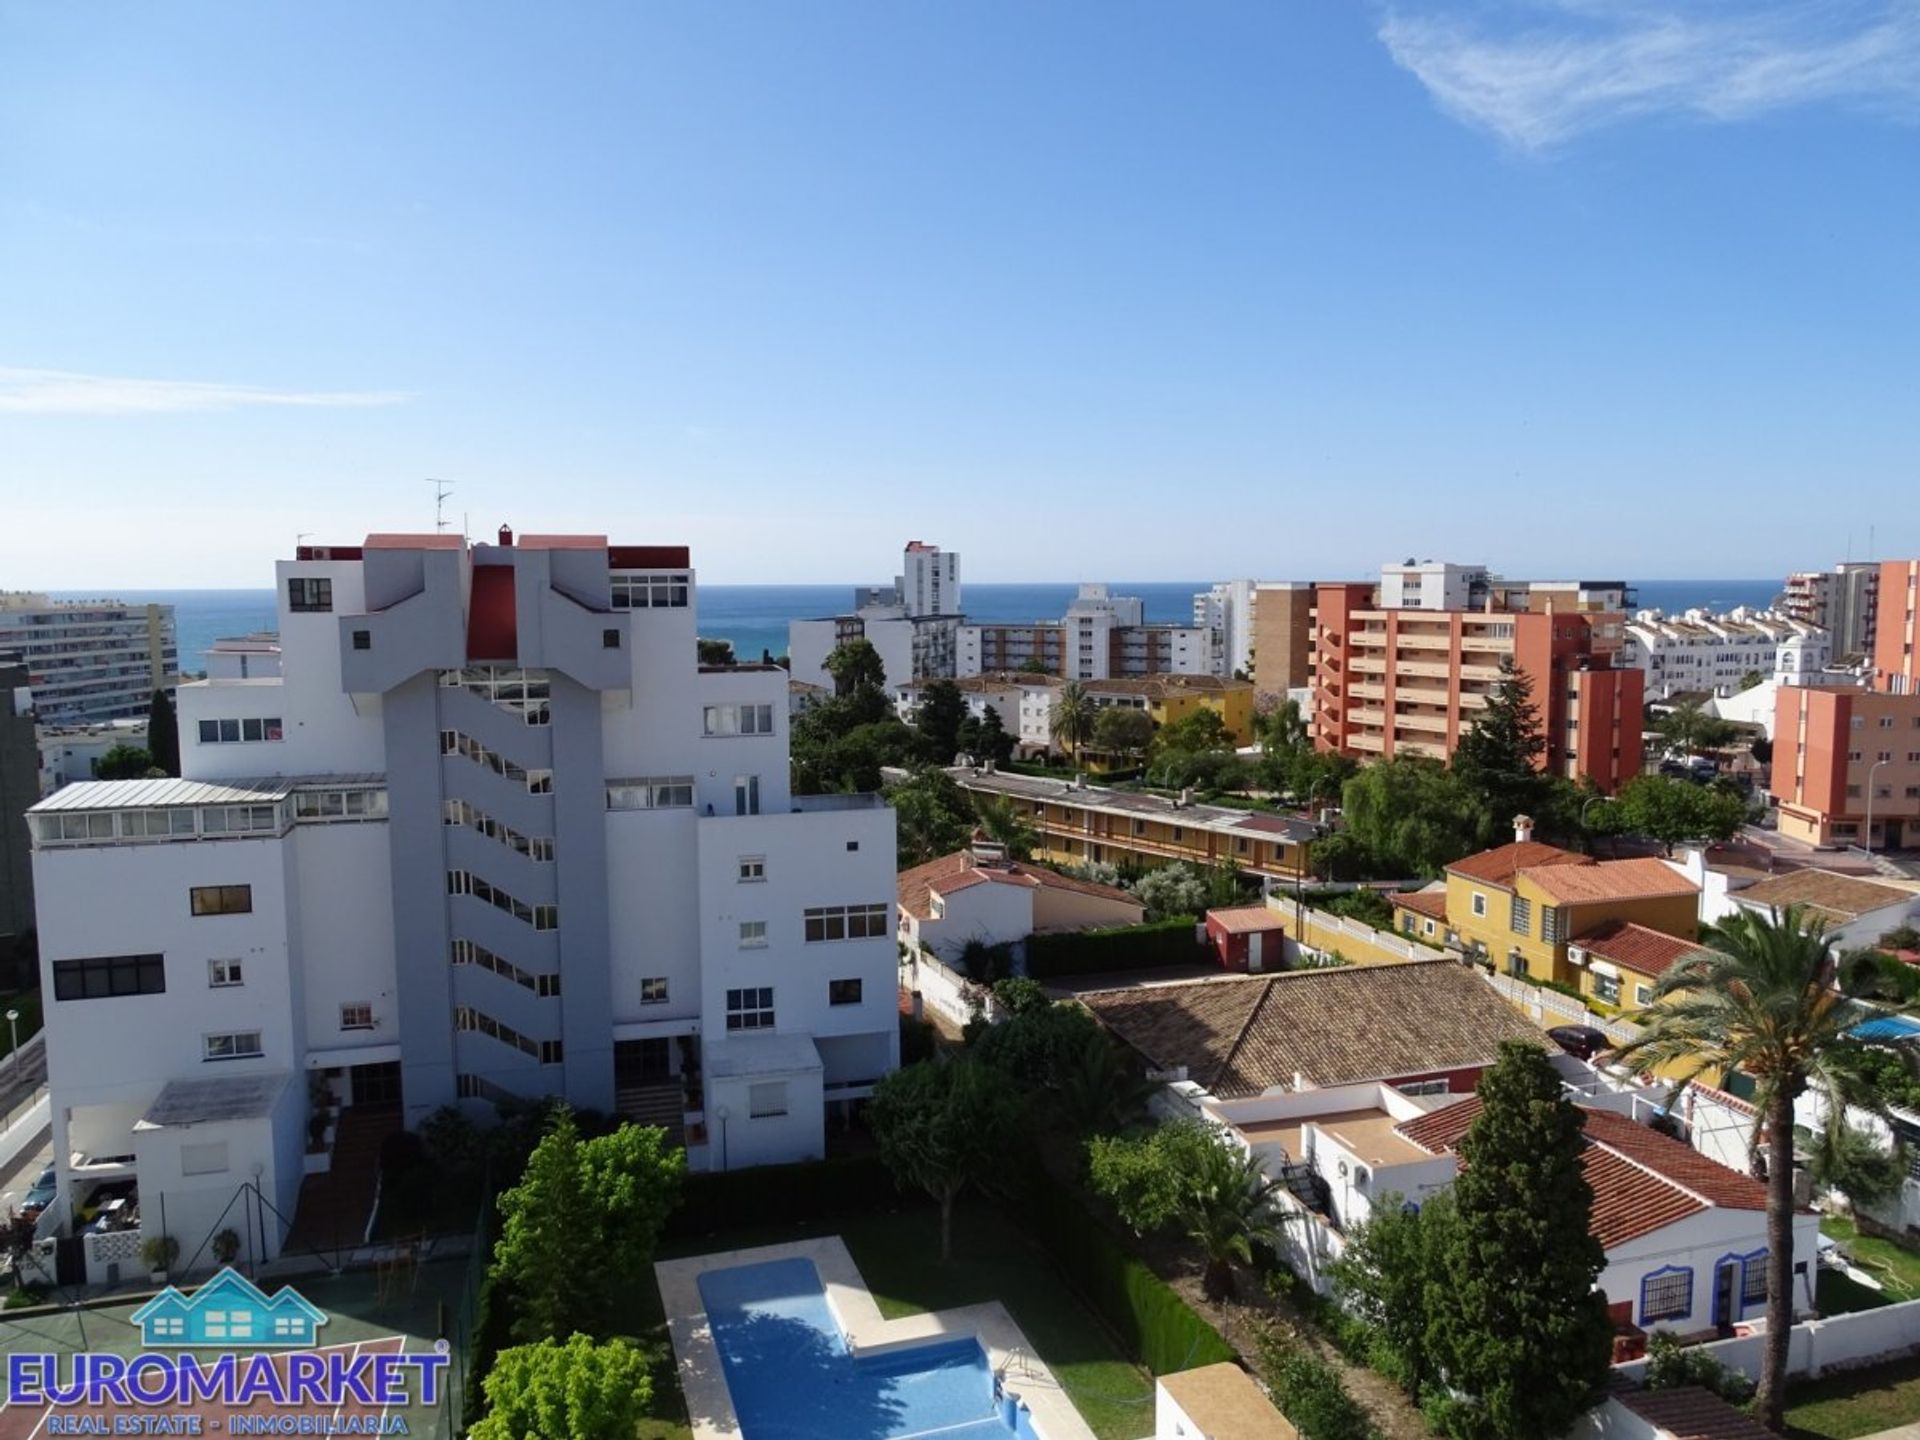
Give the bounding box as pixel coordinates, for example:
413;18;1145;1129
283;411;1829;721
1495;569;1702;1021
63;579;1787;676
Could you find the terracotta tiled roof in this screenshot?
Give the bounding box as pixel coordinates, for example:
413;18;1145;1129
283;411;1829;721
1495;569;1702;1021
895;852;1139;922
1521;857;1698;905
1393;889;1450;921
1208;905;1285;935
1576;920;1703;979
1446;841;1589;889
1733;868;1917;925
1613;1385;1778;1440
1397;1098;1767;1249
1081;962;1547;1098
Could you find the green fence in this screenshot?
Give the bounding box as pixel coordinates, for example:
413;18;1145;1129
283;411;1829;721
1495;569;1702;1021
1025;915;1204;979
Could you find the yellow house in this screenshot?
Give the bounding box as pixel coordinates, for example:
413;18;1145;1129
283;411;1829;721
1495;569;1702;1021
1396;830;1699;989
1085;675;1257;750
1571;921;1706;1013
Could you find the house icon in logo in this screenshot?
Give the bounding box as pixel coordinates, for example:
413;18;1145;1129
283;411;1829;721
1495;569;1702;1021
129;1267;328;1348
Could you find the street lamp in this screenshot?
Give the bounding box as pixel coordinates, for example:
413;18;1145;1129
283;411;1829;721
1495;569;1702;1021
1865;758;1890;857
5;1010;17;1084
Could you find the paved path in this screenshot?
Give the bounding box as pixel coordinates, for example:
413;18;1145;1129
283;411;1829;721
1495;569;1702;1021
0;1034;48;1120
1855;1424;1920;1440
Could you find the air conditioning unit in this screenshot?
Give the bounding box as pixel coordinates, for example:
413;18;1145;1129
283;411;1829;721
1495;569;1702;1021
1354;1166;1370;1190
1568;945;1587;968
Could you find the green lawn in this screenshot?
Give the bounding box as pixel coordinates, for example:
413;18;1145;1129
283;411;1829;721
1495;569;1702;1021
1785;1356;1920;1439
1821;1215;1920;1303
1816;1268;1891;1316
655;1202;1158;1440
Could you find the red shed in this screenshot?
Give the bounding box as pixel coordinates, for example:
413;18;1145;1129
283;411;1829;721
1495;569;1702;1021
1205;904;1287;973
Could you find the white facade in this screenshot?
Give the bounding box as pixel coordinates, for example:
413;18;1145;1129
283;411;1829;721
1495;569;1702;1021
205;634;283;680
0;591;178;724
898;542;961;618
1378;561;1490;612
36;719;150;795
1192;580;1255;678
1621;608;1830;700
788;610;917;694
29;531;900;1269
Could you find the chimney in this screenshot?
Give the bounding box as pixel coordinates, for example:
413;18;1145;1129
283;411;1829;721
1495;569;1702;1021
498;524;514;547
1513;814;1534;844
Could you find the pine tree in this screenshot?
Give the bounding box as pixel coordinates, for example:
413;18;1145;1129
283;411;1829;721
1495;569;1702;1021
146;688;180;776
1425;1042;1611;1439
1451;658;1548;836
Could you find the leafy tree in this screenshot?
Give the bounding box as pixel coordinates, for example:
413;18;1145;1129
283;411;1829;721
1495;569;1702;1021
976;704;1015;764
1257;697;1309;753
695;637;736;666
870;1058;1023;1261
1425;1042;1611;1440
914;680;968;764
1656;700;1741;755
970;793;1037;860
1738;669;1766;692
989;976;1049;1015
1259;1344;1382;1440
1324;888;1393;930
95;744;157;780
1050;682;1096;765
1332;1191;1453;1402
1451;658;1548;834
146;688;179;775
1053;1029;1159;1138
471;1334;650;1440
971;1000;1103;1088
1130;862;1210;920
1155;707;1234;756
491;1111;685;1342
1091;705;1154;764
1340;758;1481;878
1750;735;1774;765
824;637;887;696
1615;906;1920;1429
1087;1120;1290;1298
888;767;977;865
1805;1121;1909;1210
1612;774;1745;854
1016;656;1055;676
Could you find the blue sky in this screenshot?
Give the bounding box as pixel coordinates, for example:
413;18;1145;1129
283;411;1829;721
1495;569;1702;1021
3;1;1916;586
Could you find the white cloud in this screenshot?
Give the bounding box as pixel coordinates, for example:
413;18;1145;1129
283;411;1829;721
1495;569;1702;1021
1379;1;1920;149
0;367;412;416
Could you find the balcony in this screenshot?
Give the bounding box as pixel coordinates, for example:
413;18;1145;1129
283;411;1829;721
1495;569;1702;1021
1394;660;1455;680
1397;737;1448;760
1350;657;1387;675
790;792;888;813
1352;707;1387;726
1350;682;1385;701
1349;733;1386;753
1393;632;1456;651
1394;712;1449;733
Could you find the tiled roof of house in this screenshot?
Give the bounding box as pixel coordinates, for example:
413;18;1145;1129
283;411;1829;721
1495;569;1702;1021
1521;857;1698;905
1576;920;1703;979
895;851;1138;922
1081;962;1547;1098
1613;1385;1778;1440
1207;904;1285;935
1446;841;1589;888
1396;1098;1768;1249
1393;889;1450;921
1732;868;1917;925
1156;1364;1297;1440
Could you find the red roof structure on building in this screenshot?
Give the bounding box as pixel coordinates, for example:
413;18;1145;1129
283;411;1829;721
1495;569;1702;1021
467;564;518;662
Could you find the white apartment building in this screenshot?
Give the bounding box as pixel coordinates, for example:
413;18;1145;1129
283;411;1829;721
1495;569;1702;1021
958;585;1213;681
1193;580;1255;678
897;540;961;618
1621;608;1830;700
29;529;900;1272
788;541;963;694
0;592;179;724
1378;561;1491;612
205;633;283;680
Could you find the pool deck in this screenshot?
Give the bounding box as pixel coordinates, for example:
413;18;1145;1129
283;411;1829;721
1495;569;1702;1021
656;1235;1100;1440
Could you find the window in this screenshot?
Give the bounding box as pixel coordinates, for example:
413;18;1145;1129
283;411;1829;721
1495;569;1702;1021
1593;972;1621;1004
804;903;890;941
1641;1267;1693;1323
208;959;243;988
1635;983;1654;1006
739;920;768;948
1471;892;1488;918
150;1318;185;1339
53;953;165;1002
726;987;775;1031
204;1031;264;1062
181;1142;229;1176
829;978;863;1006
640;977;669;1006
1509;895;1532;936
191;885;253;917
287;577;333;613
609;572;691;609
703;703;775;737
197;717;284;744
1395;1079;1450;1097
340;1003;375;1031
738;856;766;883
606;776;695;810
748;1081;788;1118
352;629;371;650
1741;1253;1768;1305
734;774;760;816
603;629;621;649
447;871;559;929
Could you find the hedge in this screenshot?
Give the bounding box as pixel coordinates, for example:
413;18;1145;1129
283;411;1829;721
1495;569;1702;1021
664;1154;902;1238
1013;1153;1237;1376
1025;915;1204;980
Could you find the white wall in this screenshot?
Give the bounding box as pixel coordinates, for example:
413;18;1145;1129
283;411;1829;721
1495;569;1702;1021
290;823;397;1062
706;1064;825;1170
606;810;704;1024
1600;1205;1820;1333
908;880;1034;965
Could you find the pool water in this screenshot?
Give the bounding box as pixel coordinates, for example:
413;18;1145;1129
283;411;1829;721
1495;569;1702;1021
1851;1014;1920;1042
696;1257;1042;1440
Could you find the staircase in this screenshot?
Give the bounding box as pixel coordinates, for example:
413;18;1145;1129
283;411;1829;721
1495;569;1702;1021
614;1081;686;1148
284;1105;400;1257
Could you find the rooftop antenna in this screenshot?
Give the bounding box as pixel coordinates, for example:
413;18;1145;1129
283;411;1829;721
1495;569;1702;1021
424;478;455;532
295;531;312;555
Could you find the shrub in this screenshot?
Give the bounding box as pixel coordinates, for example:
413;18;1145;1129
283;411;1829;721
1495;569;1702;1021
958;939;1017;984
1324;889;1394;930
139;1235;179;1275
1026;916;1201;979
1644;1331;1755;1404
212;1229;242;1266
1260;1343;1382;1440
990;976;1050;1016
899;1013;937;1065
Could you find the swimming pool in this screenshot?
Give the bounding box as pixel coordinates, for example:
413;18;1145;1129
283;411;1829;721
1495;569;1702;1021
1851;1014;1920;1042
696;1257;1043;1440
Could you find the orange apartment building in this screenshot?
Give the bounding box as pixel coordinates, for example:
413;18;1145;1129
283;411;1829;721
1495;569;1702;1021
1248;582;1316;700
1771;560;1920;849
1312;583;1644;792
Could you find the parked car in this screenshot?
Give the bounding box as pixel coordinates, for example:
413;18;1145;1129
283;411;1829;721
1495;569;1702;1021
1547;1024;1611;1061
18;1165;55;1219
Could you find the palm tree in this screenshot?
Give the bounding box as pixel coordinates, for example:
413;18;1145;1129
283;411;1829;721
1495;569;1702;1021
1050;682;1096;768
1054;1031;1159;1138
971;794;1037;861
1614;904;1911;1430
1183;1136;1291;1300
